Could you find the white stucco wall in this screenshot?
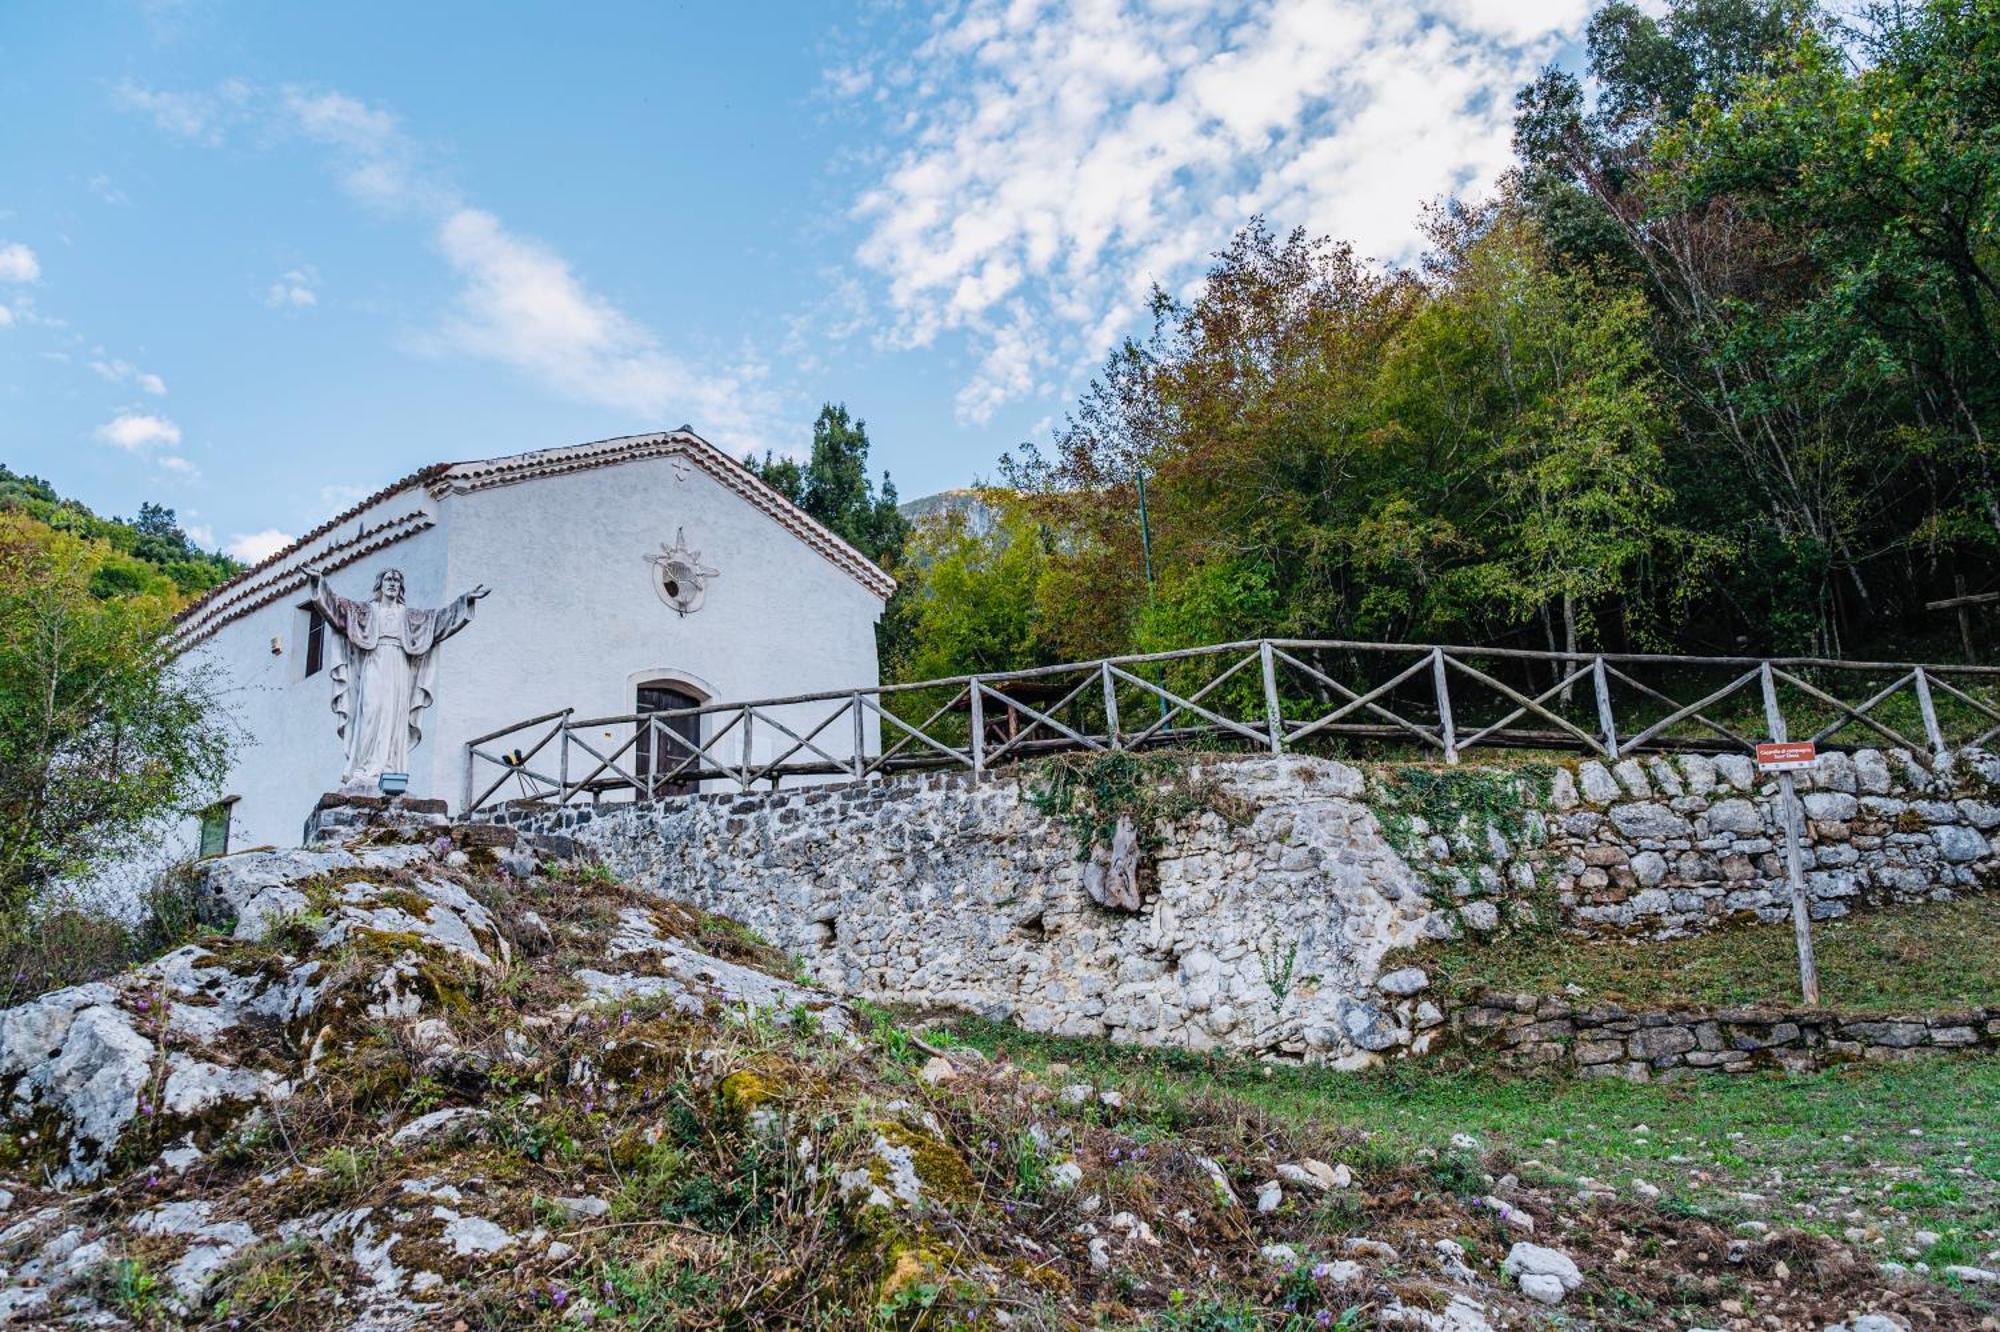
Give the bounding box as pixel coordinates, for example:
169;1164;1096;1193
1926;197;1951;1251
426;453;884;811
190;448;884;853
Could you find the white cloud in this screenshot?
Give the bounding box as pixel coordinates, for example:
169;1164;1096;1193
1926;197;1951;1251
0;304;11;329
0;242;39;283
118;80;791;453
432;207;749;424
90;358;168;395
88;174;131;207
111;78;249;145
156;455;200;478
185;523;216;548
843;0;1592;421
267;267;319;310
95;412;183;450
225;529;292;563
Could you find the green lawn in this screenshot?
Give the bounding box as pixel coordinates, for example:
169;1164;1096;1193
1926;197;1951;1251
947;1017;2000;1282
1415;892;2000;1014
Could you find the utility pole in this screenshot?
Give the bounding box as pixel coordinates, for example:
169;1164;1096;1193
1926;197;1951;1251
1136;466;1158;592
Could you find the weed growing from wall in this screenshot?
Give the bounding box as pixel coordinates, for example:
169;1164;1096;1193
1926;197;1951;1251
1255;922;1300;1011
1025;750;1241;859
1369;762;1556;916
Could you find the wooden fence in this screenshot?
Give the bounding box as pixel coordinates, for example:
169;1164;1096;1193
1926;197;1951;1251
460;638;2000;813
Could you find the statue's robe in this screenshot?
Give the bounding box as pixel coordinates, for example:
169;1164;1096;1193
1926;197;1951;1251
311;585;479;785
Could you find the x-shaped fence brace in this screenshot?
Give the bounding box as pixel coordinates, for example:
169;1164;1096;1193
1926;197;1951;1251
462;639;2000;811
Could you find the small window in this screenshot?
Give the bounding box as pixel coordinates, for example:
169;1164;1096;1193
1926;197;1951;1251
303;608;326;677
198;800;235;858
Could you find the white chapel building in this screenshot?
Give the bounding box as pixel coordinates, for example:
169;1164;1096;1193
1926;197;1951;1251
174;429;893;852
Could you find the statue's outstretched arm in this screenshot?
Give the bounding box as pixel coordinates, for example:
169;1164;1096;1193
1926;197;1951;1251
302;567;353;633
435;584;491;642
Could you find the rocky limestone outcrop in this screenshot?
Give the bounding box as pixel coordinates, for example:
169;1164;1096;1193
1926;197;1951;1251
0;814;853;1328
0;835;503;1190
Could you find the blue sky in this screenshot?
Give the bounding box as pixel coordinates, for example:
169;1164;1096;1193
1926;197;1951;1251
0;0;1590;561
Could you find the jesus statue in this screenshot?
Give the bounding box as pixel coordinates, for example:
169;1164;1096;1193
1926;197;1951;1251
304;566;491;791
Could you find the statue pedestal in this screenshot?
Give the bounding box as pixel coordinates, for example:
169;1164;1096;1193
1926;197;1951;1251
304;791;450;846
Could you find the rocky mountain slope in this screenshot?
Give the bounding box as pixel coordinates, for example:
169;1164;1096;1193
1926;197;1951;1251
0;814;1988;1330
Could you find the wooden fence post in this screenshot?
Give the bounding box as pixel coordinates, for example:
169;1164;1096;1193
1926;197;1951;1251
1912;667;1947;761
1593;656;1619;761
1260;640;1283;755
1432;648;1458;764
1101;662;1121;751
970;679;986;778
1760;662;1821;1006
851;693;866;780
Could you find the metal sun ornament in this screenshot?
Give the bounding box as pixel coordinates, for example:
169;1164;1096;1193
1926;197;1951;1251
647;528;719;616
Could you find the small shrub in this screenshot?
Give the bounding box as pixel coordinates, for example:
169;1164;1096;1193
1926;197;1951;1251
0;868;210;1007
1026;749;1240;859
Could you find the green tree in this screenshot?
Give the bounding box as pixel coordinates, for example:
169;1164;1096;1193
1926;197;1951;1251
892;494;1050;681
1664;0;2000;548
0;514;235;905
746;405;911;568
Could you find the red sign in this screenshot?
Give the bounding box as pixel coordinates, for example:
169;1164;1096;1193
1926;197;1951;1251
1756;741;1818;772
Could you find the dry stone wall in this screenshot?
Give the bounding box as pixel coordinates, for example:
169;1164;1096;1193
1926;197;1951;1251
1397;747;2000;942
472;747;1998;1067
1451;990;2000;1081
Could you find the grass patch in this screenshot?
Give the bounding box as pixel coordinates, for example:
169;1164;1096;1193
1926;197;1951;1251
1416;892;2000;1013
945;1016;2000;1257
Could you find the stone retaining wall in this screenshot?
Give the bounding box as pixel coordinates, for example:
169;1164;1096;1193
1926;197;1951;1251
479;758;1458;1066
469;747;1997;1066
1394;748;1998;942
1450;990;2000;1081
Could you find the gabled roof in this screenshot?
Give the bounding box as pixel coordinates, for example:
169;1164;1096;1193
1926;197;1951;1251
174;428;896;645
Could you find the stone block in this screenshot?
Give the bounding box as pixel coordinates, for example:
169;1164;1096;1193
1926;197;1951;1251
1812;750;1857;793
1933;824;1987;863
1801;791;1858;822
1612;759;1654;797
1577;761;1621;804
1706;799;1764;835
1628;1026;1697;1060
1956;799;2000;830
1712;753;1756;790
1609;802;1692;842
1679;754;1717;795
1838;1021;1926;1048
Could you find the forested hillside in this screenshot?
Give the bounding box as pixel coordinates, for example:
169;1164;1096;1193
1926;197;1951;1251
890;0;2000;680
0;463;239;599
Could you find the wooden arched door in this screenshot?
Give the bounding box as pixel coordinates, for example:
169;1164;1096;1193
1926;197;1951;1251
635;682;703;798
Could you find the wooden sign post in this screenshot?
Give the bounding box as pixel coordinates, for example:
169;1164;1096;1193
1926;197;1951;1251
1756;664;1820;1005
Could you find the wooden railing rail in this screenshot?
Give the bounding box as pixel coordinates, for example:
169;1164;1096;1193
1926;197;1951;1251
460;639;2000;812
